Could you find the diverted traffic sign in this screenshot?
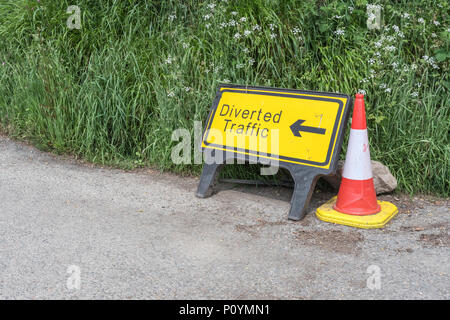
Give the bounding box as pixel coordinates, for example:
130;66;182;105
197;84;351;220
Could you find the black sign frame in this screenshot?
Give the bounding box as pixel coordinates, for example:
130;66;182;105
196;84;352;220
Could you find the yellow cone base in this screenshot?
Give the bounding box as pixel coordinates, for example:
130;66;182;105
316;197;398;229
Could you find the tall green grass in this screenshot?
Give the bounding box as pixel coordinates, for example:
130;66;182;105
0;0;448;195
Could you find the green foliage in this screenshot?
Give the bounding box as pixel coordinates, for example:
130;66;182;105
0;0;448;195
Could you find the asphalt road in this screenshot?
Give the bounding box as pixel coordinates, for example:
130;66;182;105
0;136;448;299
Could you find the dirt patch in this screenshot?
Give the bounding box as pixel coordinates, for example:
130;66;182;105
395;248;414;253
293;229;364;255
378;194;450;214
235;224;259;236
418;233;450;247
401;222;449;233
234;219;290;236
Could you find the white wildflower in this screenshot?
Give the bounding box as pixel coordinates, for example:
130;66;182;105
228;19;236;26
270;33;276;39
366;4;382;10
411;92;418;97
236;63;244;69
182;42;189;49
243;30;251;37
334;28;345;36
222;79;230;83
242;47;249;53
433;20;440;26
369;58;376;64
165;56;174;64
418;18;425;23
252;24;261;31
205;23;211;29
231;11;238;16
203;14;212;20
333;15;344;19
184;86;191;92
167;91;175;97
384;45;396;52
379;83;387;89
385;88;391;93
358;89;366;95
234;32;241;39
240;17;247;22
292;27;301;35
349;6;354;13
402;13;410;19
269;23;275;31
207;3;216;10
168;14;176;22
427;55;439;69
249;58;255;65
431;33;437;38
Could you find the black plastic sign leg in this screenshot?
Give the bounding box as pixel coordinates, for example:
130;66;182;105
196;162;222;198
287;168;319;220
196;155;321;220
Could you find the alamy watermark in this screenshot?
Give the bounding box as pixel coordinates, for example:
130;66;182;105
171;121;280;175
66;5;82;30
66;265;81;290
366;4;382;30
366;264;381;290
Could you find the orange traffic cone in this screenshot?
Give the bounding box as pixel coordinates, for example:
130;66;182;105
333;93;380;215
316;93;398;229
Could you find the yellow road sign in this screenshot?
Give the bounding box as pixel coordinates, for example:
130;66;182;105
202;86;350;170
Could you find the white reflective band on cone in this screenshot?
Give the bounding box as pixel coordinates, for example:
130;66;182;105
341;129;373;180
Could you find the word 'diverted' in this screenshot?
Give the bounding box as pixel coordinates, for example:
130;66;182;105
219;103;282;138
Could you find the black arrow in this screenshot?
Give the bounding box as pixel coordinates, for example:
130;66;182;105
290;119;326;137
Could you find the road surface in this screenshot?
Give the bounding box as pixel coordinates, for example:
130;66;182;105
0;136;448;299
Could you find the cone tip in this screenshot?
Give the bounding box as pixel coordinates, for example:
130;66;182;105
351;93;367;130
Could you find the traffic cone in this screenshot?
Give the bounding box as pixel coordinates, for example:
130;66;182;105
333;93;380;215
316;93;398;229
